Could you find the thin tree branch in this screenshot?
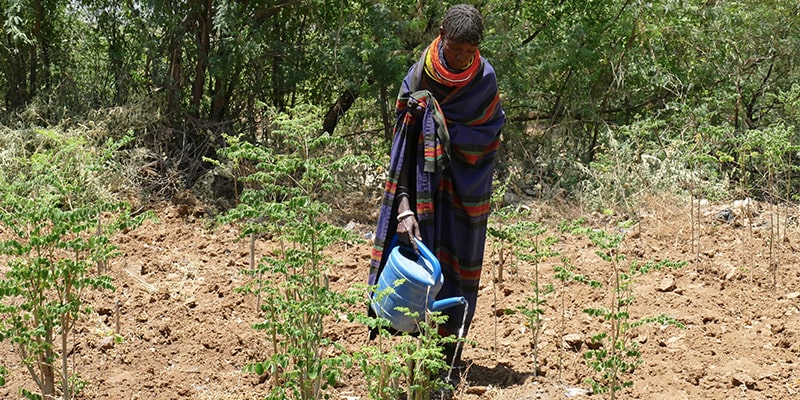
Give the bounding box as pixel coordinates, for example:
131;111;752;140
253;0;304;26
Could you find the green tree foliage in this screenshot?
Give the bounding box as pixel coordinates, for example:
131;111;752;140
488;0;800;200
0;0;798;202
0;0;71;110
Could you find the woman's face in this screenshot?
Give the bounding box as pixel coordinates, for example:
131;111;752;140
442;38;478;70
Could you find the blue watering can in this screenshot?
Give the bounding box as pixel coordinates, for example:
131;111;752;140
371;237;467;333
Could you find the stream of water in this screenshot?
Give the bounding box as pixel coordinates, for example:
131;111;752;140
445;301;469;382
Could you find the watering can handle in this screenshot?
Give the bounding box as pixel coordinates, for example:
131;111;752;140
388;235;442;283
412;238;441;283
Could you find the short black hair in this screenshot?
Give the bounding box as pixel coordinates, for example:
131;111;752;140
441;4;483;45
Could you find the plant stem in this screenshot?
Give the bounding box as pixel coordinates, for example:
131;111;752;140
493;262;498;360
532;247;540;378
115;298;121;334
559;285;565;381
609;248;620;400
62;314;71;400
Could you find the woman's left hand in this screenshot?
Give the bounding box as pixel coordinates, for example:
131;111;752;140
396;196;421;253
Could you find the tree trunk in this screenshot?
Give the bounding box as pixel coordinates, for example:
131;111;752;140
30;0;42;99
209;41;241;124
190;0;213;118
167;21;186;120
4;52;29;109
270;22;287;112
210;71;239;124
210;78;227;123
40;326;56;399
322;89;359;134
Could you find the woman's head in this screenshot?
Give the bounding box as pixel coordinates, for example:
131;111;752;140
440;4;483;46
439;4;483;70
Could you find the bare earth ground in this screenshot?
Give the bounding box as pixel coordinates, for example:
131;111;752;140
2;197;800;400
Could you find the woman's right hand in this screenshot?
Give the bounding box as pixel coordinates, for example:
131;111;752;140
396;195;421;253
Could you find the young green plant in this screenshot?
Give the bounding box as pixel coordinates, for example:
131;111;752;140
512;218;558;378
353;290;454;400
487;205;542;358
581;225;685;399
489;205;559;375
0;129;146;400
217;105;365;399
554;219;602;379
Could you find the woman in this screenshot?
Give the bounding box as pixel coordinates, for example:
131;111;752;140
369;4;505;367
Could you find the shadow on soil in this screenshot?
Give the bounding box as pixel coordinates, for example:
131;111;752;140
465;361;534;387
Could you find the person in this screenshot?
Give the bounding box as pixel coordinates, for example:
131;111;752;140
368;3;505;369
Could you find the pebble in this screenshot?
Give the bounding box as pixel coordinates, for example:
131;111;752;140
564;387;590;398
98;335;116;351
665;335;684;347
731;372;756;389
725;267;740;281
657;275;677;292
563;333;583;351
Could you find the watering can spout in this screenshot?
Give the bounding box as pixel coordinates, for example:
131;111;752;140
431;296;467;312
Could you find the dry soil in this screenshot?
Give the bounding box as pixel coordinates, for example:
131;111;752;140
1;197;799;399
